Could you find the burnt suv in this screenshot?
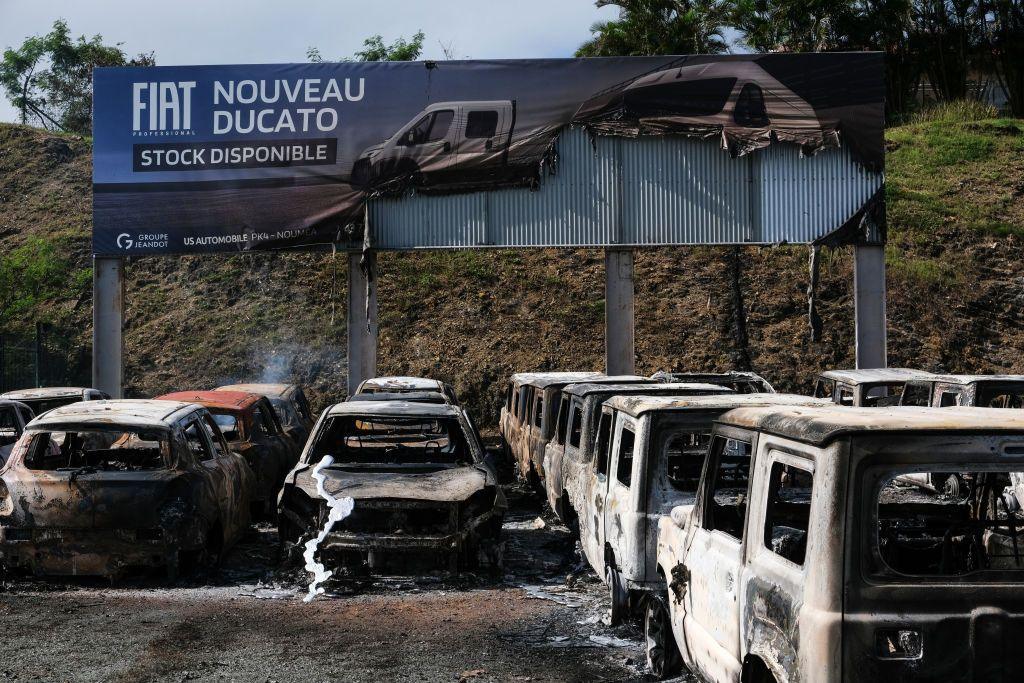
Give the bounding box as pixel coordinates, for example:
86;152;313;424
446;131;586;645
278;400;506;574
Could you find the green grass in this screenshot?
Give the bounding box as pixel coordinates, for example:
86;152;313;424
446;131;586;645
886;107;1024;241
0;237;76;328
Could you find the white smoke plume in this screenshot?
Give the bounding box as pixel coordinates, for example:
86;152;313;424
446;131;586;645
303;454;355;603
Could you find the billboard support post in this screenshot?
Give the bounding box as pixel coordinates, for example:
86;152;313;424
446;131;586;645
92;256;124;398
854;244;887;369
605;248;635;375
347;251;378;394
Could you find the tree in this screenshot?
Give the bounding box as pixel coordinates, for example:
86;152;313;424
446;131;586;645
576;0;731;56
308;31;426;63
731;0;857;52
913;0;985;101
0;20;154;134
981;0;1023;115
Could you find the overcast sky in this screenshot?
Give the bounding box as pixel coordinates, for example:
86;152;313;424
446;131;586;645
0;0;621;123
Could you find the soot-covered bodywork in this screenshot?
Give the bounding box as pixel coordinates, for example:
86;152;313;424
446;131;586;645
0;400;255;579
648;370;775;394
215;383;316;450
279;400;506;574
0;387;110;416
353;376;459;405
652;405;1024;682
158;391;298;518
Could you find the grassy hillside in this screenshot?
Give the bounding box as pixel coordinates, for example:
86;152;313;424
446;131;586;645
0;111;1022;423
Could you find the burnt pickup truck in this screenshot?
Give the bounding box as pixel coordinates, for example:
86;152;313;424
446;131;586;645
278;400;505;574
575;393;828;627
900;373;1024;408
0;400;255;580
651;405;1024;681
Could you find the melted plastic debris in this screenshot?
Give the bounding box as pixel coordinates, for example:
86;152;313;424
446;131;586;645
303;455;355;603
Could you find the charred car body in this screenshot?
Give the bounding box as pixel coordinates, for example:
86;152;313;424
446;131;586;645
0;400;255;579
813;368;935;407
544;382;732;525
0;400;33;464
216;383;316;449
353;376;459;404
278;400;506;574
500;373;652;487
649;370;775;394
158;391;298;518
900;374;1024;408
0;387;110;416
651;405;1024;681
575;393;828;627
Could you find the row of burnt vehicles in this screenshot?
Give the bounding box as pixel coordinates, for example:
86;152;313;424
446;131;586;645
500;369;1024;682
0;377;505;580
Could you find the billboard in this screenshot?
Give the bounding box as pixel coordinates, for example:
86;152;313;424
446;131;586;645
92;53;884;256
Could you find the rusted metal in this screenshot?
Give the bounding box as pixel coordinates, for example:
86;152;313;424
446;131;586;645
157;391;299;518
278;399;505;574
215;382;317;449
0;399;255;579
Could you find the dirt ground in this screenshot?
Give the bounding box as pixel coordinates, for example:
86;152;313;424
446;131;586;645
0;487;692;683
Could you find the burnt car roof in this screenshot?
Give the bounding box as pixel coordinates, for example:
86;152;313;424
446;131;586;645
0;387;94;400
510;372;606;389
718;405;1024;446
0;399;31;412
606;393;829;418
358;376;447;391
28;399;198;429
817;368;935;385
564;381;730;398
157;391;262;411
926;374;1024;385
215;383;295;397
325;400;464;419
347;391;448;404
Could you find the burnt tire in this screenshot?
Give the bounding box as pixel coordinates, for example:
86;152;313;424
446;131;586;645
645;595;682;679
606;565;629;626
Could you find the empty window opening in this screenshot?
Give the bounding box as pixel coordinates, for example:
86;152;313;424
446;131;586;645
569;403;583;449
615;426;636;487
976;387;1024;409
704;436;753;540
901;383;932;407
863;383;905;407
665;430;711;491
24;428;172;471
875;469;1024;578
939;392;961;407
311;416;471;466
763;461;813;565
595;412;613;477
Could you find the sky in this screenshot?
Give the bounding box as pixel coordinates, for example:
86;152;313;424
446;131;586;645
0;0;620;123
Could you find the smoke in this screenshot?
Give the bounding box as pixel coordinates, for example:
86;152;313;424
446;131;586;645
259;349;293;384
302;455;355;603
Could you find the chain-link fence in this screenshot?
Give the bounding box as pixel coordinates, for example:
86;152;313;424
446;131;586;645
0;324;90;393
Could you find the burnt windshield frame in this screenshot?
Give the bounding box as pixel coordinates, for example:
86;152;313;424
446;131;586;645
309;414;474;466
859;449;1024;584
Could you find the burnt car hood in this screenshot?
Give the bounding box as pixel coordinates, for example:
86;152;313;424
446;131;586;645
294;464;488;503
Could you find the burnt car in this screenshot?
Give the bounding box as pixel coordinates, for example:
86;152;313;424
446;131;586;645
0;387;110;416
0;400;33;464
353;376;459;404
652;405;1024;681
0;400;254;580
347;391;449;405
650;370;775;394
900;373;1024;408
813;368;935;407
278;400;506;574
215;383;316;448
158;391;298;518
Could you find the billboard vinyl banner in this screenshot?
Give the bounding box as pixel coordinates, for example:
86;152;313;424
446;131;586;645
92;53;884;255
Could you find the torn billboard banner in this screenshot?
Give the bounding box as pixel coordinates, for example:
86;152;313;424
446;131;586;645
92;53;884;256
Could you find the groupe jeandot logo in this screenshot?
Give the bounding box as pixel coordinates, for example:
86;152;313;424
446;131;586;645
117;233;170;249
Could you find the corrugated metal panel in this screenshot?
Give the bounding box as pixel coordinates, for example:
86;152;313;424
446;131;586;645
369;128;881;249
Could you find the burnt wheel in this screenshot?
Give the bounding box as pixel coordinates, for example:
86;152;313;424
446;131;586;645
606;564;629;626
645;595;682;679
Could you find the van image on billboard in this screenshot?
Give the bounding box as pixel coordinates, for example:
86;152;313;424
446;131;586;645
351;100;517;190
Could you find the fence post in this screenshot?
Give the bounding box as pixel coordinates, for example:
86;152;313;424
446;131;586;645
34;321;43;388
0;334;5;393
